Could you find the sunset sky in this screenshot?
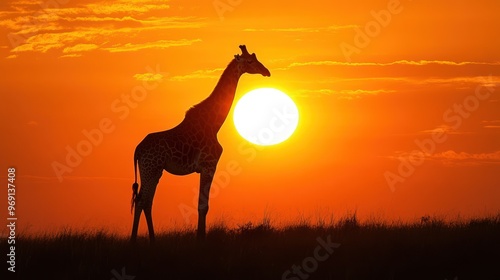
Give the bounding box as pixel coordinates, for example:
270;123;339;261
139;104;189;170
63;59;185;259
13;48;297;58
1;0;499;236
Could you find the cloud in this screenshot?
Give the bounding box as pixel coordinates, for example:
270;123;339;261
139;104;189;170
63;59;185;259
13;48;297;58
59;15;145;24
8;0;171;16
482;120;500;129
169;68;224;81
429;150;500;166
85;1;170;15
59;53;81;58
9;27;202;55
294;88;395;99
243;25;357;33
417;76;499;87
279;60;499;93
63;43;99;53
388;150;500;166
418;125;469;135
9;0;45;6
279;60;500;70
11;30;97;53
1;0;206;57
103;38;201;53
134;72;165;82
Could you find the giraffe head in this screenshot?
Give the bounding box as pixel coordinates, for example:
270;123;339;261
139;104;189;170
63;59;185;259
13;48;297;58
234;45;271;77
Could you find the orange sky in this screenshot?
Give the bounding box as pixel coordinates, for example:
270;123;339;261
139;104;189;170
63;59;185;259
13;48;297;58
1;0;499;236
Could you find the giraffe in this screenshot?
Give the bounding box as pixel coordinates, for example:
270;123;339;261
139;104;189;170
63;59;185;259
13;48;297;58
130;45;271;242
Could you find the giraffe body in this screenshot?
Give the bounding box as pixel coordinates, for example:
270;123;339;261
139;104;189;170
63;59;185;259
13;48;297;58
130;45;270;241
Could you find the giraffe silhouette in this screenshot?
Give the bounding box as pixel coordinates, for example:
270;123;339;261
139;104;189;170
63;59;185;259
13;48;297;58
130;45;271;242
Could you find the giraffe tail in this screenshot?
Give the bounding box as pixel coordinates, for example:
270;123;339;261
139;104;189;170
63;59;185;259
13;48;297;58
131;150;139;214
131;182;139;214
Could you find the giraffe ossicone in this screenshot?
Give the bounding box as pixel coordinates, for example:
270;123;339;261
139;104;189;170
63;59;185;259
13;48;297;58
130;45;271;242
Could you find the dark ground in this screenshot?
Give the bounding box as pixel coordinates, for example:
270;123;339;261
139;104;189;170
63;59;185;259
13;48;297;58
4;214;500;280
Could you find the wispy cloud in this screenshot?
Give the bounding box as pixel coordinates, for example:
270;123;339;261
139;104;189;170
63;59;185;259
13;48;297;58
63;43;99;54
59;53;82;58
430;150;500;166
134;72;165;82
11;30;99;54
294;88;395;99
279;60;500;70
418;125;470;135
103;39;201;53
85;1;170;15
416;76;499;87
388;150;500;166
169;68;224;81
243;25;357;33
482;120;500;129
275;61;500;92
2;0;206;57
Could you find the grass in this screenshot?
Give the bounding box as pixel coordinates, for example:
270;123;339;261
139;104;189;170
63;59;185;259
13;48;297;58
5;214;500;280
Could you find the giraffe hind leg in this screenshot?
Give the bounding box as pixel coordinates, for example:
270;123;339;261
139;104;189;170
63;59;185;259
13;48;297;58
136;169;162;242
130;200;142;242
130;182;158;242
144;206;155;242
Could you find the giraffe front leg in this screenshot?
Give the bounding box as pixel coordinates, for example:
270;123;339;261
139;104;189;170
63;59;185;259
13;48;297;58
197;169;215;240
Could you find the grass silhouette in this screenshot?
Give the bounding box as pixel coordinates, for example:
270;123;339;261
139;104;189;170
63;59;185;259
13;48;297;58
7;213;500;280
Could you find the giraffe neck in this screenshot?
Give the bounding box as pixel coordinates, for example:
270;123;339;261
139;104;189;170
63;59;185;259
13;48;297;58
185;59;242;134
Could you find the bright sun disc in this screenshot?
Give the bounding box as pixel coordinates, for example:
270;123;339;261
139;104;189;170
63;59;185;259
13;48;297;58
233;88;299;146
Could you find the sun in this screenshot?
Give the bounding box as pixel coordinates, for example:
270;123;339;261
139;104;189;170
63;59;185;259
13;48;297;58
233;88;299;146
